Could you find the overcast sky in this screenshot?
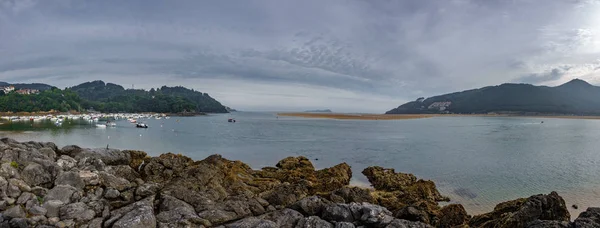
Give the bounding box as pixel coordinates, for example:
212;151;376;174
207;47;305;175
1;0;600;112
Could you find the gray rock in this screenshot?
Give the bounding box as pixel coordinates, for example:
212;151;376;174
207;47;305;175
6;182;21;198
385;219;433;228
8;178;30;192
156;194;205;226
291;196;333;216
355;203;394;225
56;219;75;228
60;145;84;157
335;222;356;228
55;171;85;189
75;148;131;166
258;209;304;228
59;202;95;224
16;192;34;205
0;200;7;210
79;170;101;186
42;200;65;218
395;206;430;224
88;218;104;228
99;172;132;191
105;196;156;228
30;186;48;197
112;203;156;228
296;216;334;228
322;204;355;223
225;217;278;228
88;199;108;217
57;155;77;171
21;163;53;187
4;205;26;218
47;217;60;225
5;197;15;205
0;176;7;198
39;147;57;161
27;215;48;226
104;188;120;199
8;218;28;228
77;156;107;172
29;205;47;216
198;209;239;226
135;182;159;199
573;207;600;227
45;185;80;204
0;163;19;179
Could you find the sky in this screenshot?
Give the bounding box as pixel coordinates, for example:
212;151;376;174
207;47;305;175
1;0;600;112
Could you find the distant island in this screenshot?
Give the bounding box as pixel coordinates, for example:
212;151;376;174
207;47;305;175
386;79;600;115
0;80;229;114
304;109;332;113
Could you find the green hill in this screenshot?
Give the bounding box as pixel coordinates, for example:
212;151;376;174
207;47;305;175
69;81;228;113
386;79;600;115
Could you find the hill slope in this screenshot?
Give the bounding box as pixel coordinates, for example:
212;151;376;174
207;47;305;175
69;81;228;113
0;82;55;91
386;79;600;115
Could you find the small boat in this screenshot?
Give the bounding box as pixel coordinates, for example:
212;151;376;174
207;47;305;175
107;122;117;127
129;119;137;123
136;123;148;128
96;124;107;128
165;116;170;119
228;118;236;123
155;116;162;120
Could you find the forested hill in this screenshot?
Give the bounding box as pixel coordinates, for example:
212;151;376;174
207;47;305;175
69;81;229;113
0;82;55;91
386;79;600;115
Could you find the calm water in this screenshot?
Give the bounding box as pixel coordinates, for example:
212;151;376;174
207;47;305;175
2;112;600;217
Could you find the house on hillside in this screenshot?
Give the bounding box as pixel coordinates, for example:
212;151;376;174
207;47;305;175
0;86;15;94
16;89;40;95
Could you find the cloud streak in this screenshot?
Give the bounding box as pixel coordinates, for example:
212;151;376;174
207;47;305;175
1;0;600;112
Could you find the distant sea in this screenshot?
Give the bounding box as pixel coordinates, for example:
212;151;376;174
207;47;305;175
2;112;600;217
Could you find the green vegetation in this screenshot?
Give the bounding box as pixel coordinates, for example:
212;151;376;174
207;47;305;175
386;79;600;115
0;88;81;113
36;196;44;204
0;80;229;114
10;161;18;169
70;81;228;113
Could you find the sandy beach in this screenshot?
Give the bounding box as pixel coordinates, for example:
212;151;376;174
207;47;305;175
277;112;436;120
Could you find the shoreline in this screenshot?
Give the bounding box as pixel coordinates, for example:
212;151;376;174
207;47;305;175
0;138;593;227
278;112;600;120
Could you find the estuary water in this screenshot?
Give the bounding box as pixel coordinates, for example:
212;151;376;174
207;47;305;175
2;112;600;216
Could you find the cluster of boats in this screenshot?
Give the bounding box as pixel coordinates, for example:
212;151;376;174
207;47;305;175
1;113;169;128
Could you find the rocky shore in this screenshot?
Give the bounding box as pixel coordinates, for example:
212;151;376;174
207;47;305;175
0;138;597;227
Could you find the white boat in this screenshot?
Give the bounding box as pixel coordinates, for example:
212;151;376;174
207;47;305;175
107;122;116;127
129;119;137;123
96;124;107;128
165;116;171;119
155;117;162;120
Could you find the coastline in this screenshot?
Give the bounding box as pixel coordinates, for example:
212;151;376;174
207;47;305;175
278;112;600;120
0;138;594;227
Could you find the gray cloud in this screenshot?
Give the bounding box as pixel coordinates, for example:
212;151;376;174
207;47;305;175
1;0;600;112
517;68;568;84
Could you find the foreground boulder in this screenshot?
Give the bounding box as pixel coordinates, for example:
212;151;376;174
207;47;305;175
469;191;570;228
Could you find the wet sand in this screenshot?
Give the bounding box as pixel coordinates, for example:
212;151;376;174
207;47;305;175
277;113;436;120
